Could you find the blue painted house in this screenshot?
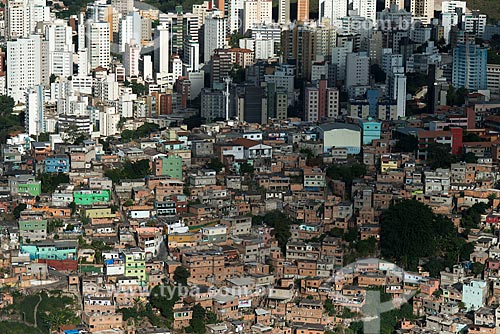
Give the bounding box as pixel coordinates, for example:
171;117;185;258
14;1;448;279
45;155;70;173
21;240;77;260
359;118;381;145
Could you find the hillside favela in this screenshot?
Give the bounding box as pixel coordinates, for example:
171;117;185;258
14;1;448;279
2;0;500;333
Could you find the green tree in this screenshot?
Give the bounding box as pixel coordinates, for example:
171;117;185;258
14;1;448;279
462;202;489;229
394;135;418;153
462;152;478;163
13;203;27;219
427;142;453;169
104;159;151;183
173;266;190;286
463;132;485;142
472;262;485;276
263;210;293;252
206;311;217;324
188;304;206;333
381;200;438;268
229;33;245;47
326;163;366;184
0;95;23;143
240;162;254;175
183;115;205;130
38;173;70;193
208;158;224;173
447;86;468;106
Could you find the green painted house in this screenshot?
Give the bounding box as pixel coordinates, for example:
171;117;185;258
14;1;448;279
73;189;111;205
123;250;147;282
19;220;47;241
154;155;183;180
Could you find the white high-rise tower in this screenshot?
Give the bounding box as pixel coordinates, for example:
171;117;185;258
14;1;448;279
7;35;43;102
86;20;110;70
319;0;347;26
203;10;226;63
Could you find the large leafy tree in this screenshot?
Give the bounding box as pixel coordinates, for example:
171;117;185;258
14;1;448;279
262;210;293;253
173;266;190;286
381;199;473;271
189;304;206;334
38;173;70;193
381;200;436;268
427;142;453;169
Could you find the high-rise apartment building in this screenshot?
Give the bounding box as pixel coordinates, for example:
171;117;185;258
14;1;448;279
112;0;133;16
319;0;347;26
297;0;309;21
278;0;290;24
305;79;339;122
6;0;50;40
45;19;74;78
242;0;272;33
7;34;43;102
86;20;111;70
203;10;226;63
345;52;370;89
154;25;170;75
25;85;44;136
119;12;142;53
410;0;435;24
384;0;404;9
352;0;376;23
452;43;488;91
387;66;407;118
124;39;140;77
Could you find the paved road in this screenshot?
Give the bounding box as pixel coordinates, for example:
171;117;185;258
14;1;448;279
33;294;42;327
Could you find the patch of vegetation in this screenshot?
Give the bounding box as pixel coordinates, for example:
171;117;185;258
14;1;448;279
0;95;24;143
104;159;151;183
381;199;474;271
38;173;70;194
0;322;42;334
121;123;160;142
466;0;500;23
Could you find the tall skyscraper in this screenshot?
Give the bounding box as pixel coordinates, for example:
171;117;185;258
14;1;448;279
124;39;140;78
183;37;200;72
7;34;43;102
203;10;226;63
243;0;272;33
305;79;339;122
118;12;142;53
77;12;86;52
410;0;435;24
229;0;243;33
297;0;309;21
86;20;110;70
319;0;347;26
281;22;314;79
112;0;133;15
45;19;74;78
6;0;50;40
25;85;44;136
345;52;370;89
161;11;199;56
387;66;407;118
352;0;376;23
278;0;290;24
154;25;170;75
452;43;488;91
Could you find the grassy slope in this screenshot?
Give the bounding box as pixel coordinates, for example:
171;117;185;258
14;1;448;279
467;0;500;23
